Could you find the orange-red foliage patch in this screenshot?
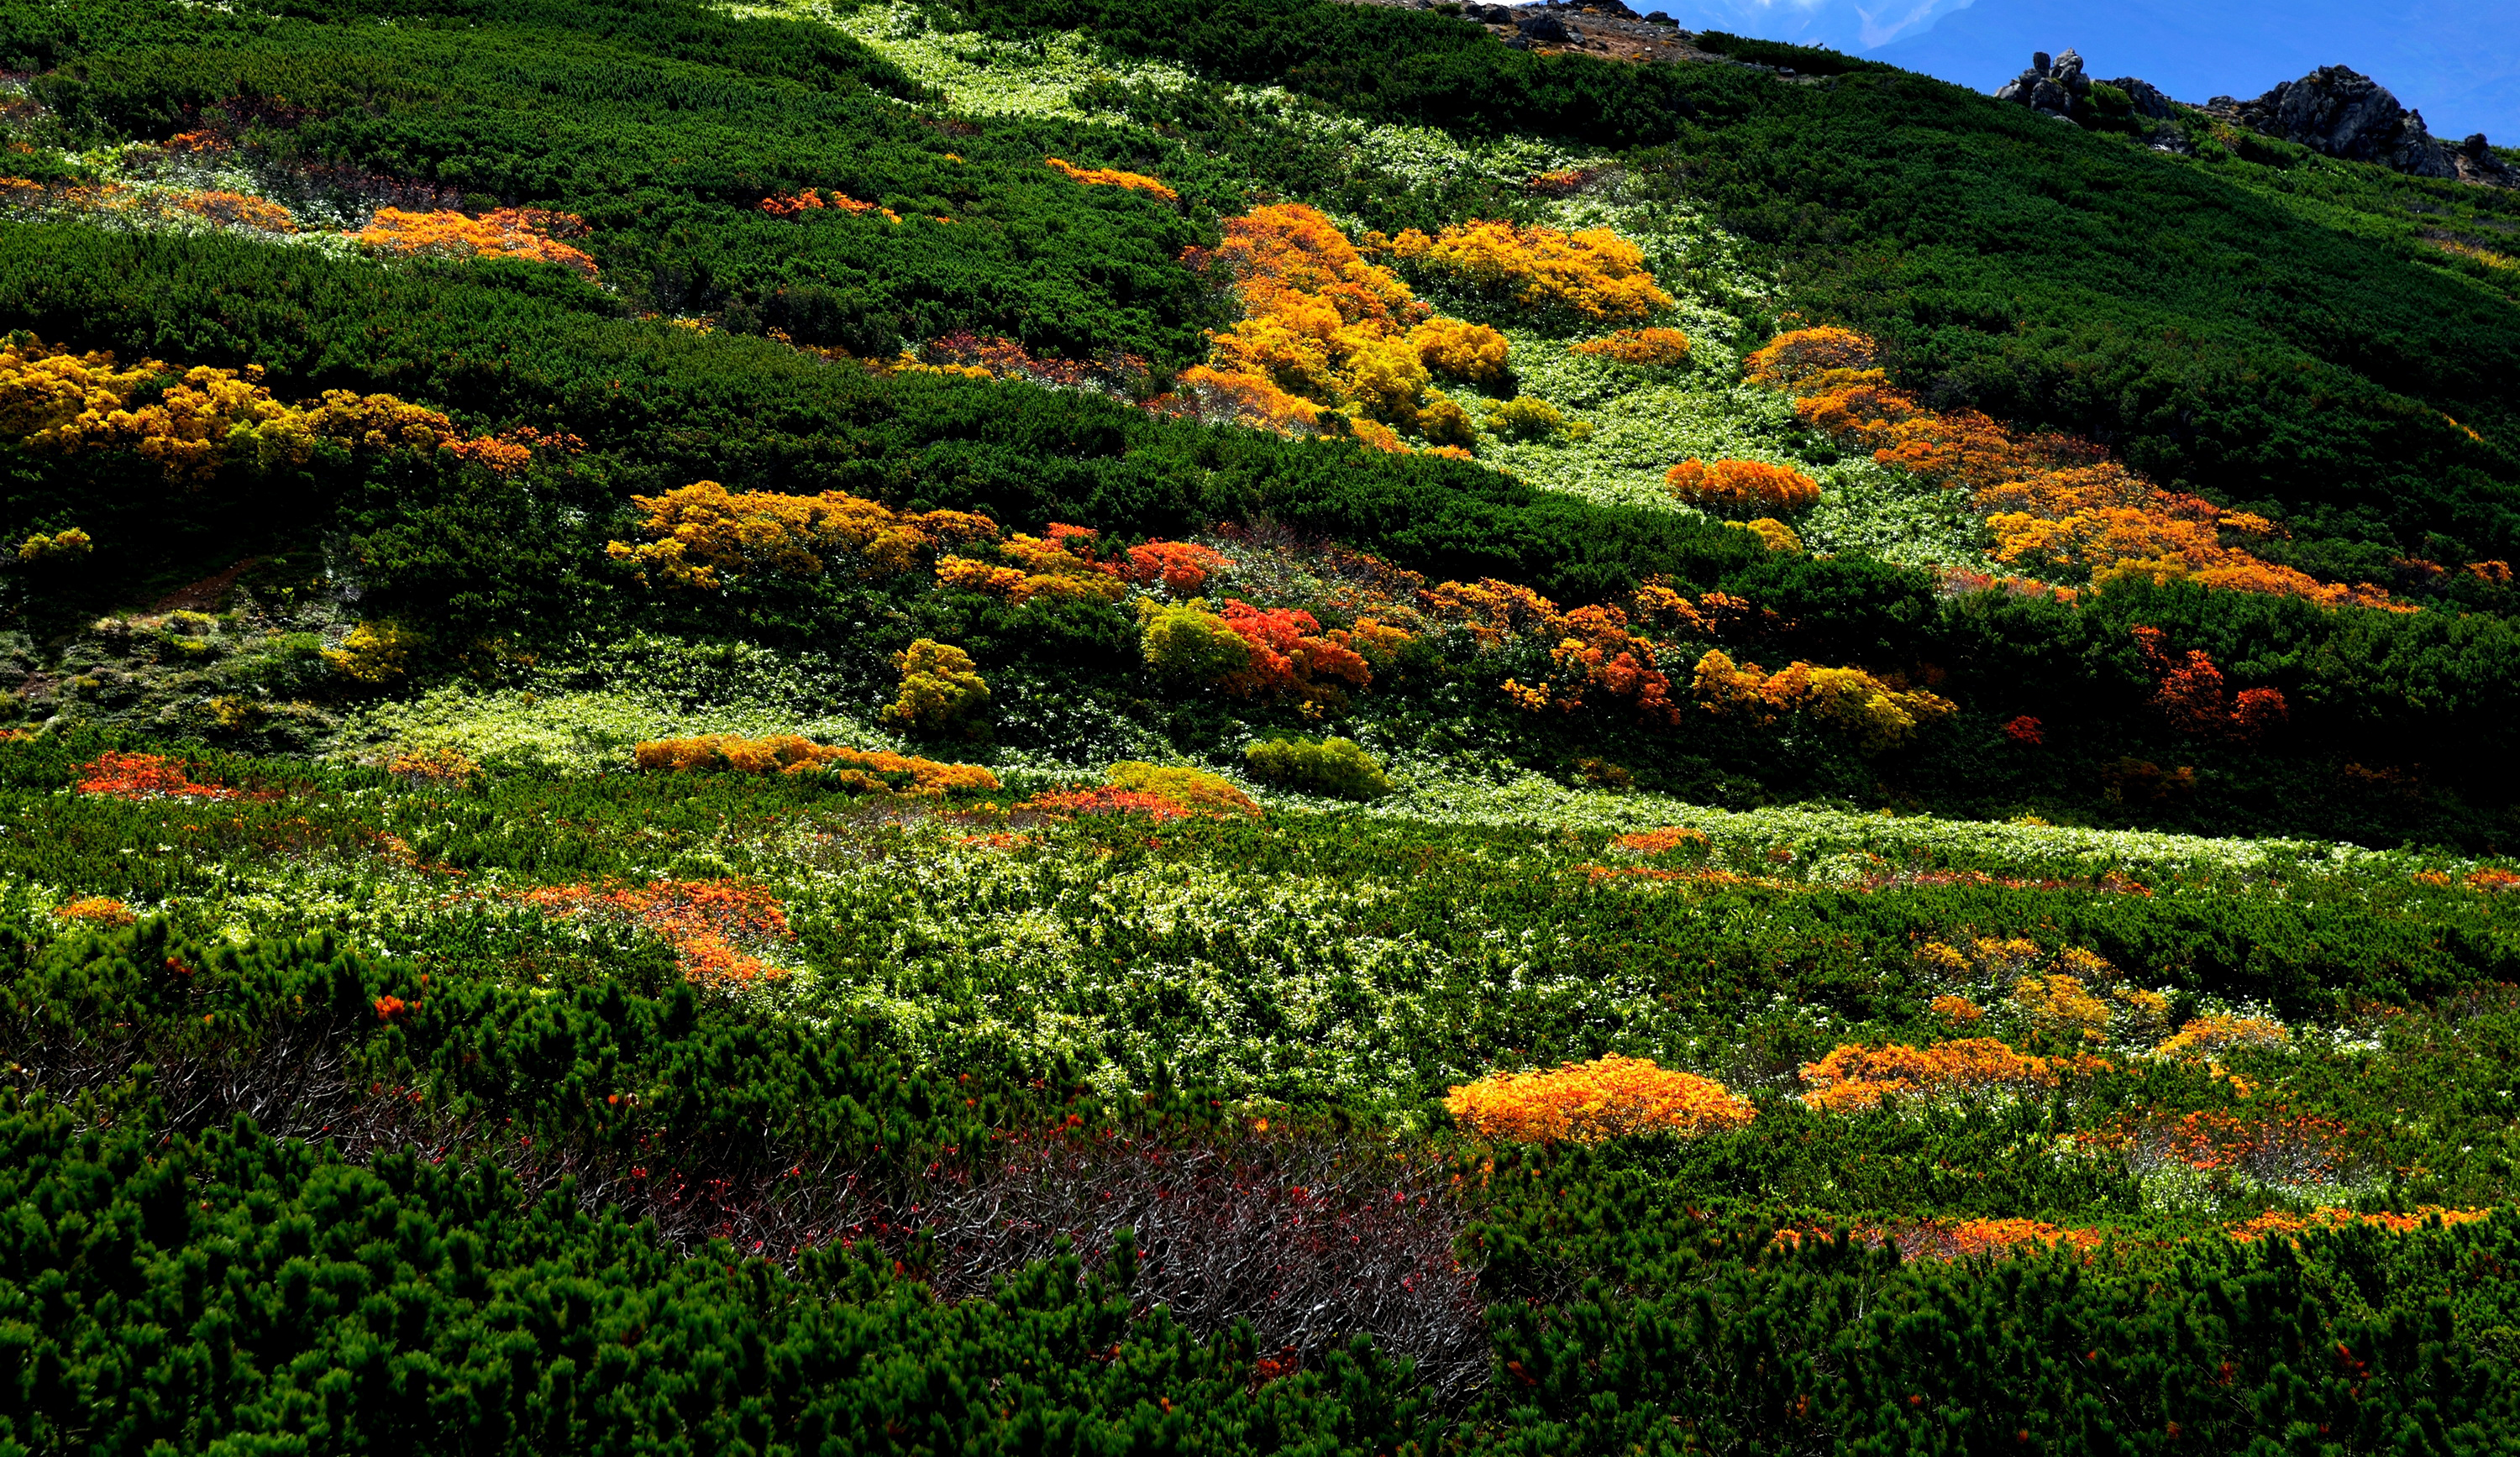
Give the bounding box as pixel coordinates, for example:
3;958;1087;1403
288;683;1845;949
75;751;236;801
522;880;792;986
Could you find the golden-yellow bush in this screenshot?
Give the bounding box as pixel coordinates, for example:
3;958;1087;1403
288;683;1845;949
323;620;423;684
1692;650;1956;751
608;481;999;589
1379;221;1673;322
1408;317;1511;386
1446;1054;1754;1142
2010;973;2113;1038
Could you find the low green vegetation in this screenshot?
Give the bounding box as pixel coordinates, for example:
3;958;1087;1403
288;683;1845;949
6;0;2520;1446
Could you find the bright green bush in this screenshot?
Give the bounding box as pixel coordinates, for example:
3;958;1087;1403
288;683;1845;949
1245;734;1391;799
1138;600;1251;684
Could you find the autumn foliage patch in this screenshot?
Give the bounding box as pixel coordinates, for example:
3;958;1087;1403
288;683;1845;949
1446;1055;1755;1142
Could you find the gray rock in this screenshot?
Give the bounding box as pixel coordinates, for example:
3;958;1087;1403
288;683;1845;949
2229;66;2455;178
1516;9;1577;42
2463;133;2491;158
2029;77;2072;114
2105;76;2173;120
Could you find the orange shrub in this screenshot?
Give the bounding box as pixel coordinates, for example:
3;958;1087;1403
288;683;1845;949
937;526;1131;605
1931;993;1987;1024
761;188;900;222
170;190;295;232
1118;540;1232;595
74;751;235;801
54;895;137;926
1799;1038;2108;1112
2228;1206;2493;1242
354;207;598;278
633;734;998;795
608;481;998;589
1571;327;1692;366
523;880;791;986
1216;600;1373;699
1446;1054;1755;1142
1044;157;1177;201
1663;458;1822;515
1747;326;2405;611
1610;826;1709;854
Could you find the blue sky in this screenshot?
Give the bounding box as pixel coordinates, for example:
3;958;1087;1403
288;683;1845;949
1643;0;2520;141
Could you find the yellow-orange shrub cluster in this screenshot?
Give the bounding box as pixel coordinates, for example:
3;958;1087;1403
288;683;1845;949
1016;762;1259;820
1183;203;1527;448
1571;327;1692;366
170;190;296;233
937;522;1131;605
1374;221;1673;322
1044;157;1178;202
1664;458;1821;516
354;207;599;279
1692;649;1956;751
2226;1206;2493;1242
607;481;999;589
1446;1054;1755;1142
1799;1038;2109;1111
1609;826;1709;854
761;188;902;223
2154;1014;2290;1061
633;734;998;794
53;895;137;926
522;880;790;986
0;335;522;483
1744;328;2404;610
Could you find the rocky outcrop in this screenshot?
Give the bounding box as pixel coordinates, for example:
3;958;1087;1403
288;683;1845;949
2209;66;2456;178
1994;49;2086;120
1993;51;2187;151
2452;133;2520;187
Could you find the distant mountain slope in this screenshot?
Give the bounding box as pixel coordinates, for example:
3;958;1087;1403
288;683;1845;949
1866;0;2520;139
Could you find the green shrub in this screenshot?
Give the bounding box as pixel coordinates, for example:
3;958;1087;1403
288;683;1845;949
1139;600;1251;684
1244;734;1392;799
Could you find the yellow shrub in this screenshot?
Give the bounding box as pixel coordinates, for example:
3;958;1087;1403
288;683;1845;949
2155;1014;2290;1061
1728;517;1802;553
2010;973;2113;1038
323;620;423;684
883;639;990;736
1382;221;1673;322
609;481;998;590
17;527;91;561
1692;650;1956;752
1409;317;1512;386
1447;1054;1755;1142
1106;761;1259;817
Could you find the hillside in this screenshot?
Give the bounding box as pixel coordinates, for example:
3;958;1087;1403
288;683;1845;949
5;0;2520;1449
